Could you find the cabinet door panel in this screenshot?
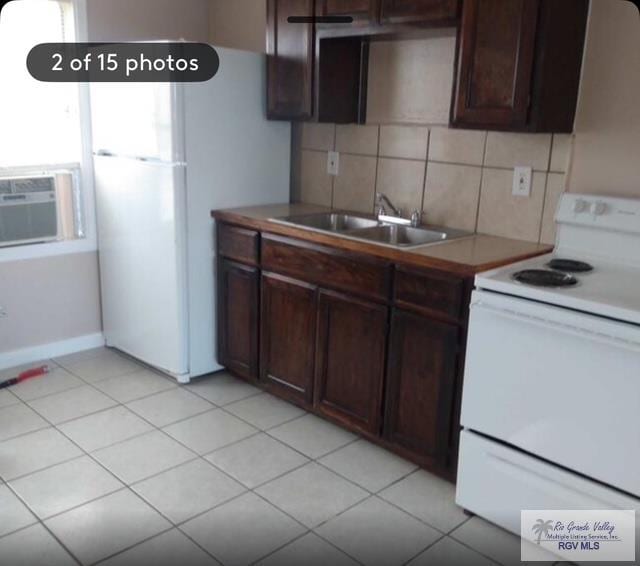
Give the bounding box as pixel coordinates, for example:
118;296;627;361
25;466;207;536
267;0;315;120
315;291;387;434
260;273;317;405
380;0;459;24
452;0;539;129
384;310;459;462
217;259;259;382
322;0;373;18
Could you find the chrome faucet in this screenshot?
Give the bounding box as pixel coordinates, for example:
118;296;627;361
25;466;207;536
376;193;402;217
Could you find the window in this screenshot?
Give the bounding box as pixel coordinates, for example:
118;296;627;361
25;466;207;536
0;0;92;255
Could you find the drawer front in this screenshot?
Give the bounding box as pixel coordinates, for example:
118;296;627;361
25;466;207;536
394;266;464;321
218;223;259;265
262;234;391;302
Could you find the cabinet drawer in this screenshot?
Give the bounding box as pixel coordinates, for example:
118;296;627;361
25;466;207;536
218;223;259;265
262;234;391;302
394;266;464;321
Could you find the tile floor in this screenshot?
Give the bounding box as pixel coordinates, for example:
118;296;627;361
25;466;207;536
0;348;565;566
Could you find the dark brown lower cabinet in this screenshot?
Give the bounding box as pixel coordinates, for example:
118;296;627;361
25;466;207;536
260;272;317;406
217;259;259;382
384;309;459;467
314;290;387;434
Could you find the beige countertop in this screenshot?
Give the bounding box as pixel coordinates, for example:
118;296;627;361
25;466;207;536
211;203;553;276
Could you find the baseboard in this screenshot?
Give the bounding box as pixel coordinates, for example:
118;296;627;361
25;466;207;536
0;332;105;371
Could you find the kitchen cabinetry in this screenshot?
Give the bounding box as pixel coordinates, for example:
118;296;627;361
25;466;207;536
379;0;460;25
266;0;315;120
315;290;387;434
317;0;375;24
451;0;589;132
260;272;317;405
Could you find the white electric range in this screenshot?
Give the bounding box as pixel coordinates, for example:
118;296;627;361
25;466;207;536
456;193;640;555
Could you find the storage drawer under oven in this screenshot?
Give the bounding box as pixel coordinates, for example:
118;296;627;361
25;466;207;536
461;290;640;497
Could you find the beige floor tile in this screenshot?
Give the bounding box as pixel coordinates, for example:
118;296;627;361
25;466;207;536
10;455;123;519
127;387;213;427
0;389;19;409
45;489;171;565
9;367;84;402
57;405;153;452
0;427;82;481
379;469;467;532
61;350;144;383
132;459;246;524
0;484;37;537
93;430;196;484
316;496;442;566
27;385;117;424
0;403;49;442
407;536;498;566
257;532;359;566
224;393;305;430
186;372;261;406
181;491;306;566
269;414;357;459
206;433;309;489
93;369;176;403
256;462;368;528
319;439;417;492
163;409;257;455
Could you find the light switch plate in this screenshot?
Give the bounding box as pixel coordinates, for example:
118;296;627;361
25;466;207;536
512;166;532;197
327;151;339;176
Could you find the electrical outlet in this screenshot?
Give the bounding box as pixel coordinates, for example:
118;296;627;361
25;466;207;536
0;306;7;319
327;151;339;176
512;166;532;197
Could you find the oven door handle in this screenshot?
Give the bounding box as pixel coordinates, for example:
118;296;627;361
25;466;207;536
473;301;640;353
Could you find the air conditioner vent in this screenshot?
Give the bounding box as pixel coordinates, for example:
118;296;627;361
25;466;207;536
0;180;10;194
12;176;56;194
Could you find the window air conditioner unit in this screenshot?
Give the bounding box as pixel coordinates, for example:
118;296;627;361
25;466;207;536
0;175;58;247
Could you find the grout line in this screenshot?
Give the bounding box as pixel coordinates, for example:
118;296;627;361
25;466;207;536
420;128;432;216
474;131;490;233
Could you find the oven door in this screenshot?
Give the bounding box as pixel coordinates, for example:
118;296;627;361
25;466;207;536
461;290;640;497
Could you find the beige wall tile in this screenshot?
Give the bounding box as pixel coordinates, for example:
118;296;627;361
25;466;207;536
549;134;572;173
335;125;379;156
423;163;482;231
429;127;486;166
367;34;456;125
379;125;429;160
299;150;333;206
375;158;426;216
540;173;566;245
477;168;546;242
484;133;552;171
333;155;377;214
301;123;335;151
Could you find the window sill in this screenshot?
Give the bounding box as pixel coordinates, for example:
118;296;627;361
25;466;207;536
0;236;97;263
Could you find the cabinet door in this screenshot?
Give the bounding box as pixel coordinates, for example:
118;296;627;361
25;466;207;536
319;0;375;23
267;0;315;120
379;0;459;24
260;273;317;406
451;0;539;129
384;310;459;464
217;259;259;382
315;291;387;434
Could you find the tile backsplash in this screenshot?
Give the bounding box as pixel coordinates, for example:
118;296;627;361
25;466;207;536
292;122;572;245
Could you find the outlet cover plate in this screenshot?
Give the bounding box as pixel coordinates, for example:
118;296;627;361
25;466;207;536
512;166;532;197
327;151;339;176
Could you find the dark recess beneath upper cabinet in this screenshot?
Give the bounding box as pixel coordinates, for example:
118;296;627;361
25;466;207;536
266;0;588;132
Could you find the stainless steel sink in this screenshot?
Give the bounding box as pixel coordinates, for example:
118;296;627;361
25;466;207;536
271;211;471;249
351;225;449;247
274;212;379;232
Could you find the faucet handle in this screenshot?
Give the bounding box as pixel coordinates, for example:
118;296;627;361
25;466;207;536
410;209;420;227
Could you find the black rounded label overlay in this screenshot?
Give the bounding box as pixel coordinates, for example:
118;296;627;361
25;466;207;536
27;43;220;82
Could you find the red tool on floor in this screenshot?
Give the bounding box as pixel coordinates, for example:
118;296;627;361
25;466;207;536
0;365;50;390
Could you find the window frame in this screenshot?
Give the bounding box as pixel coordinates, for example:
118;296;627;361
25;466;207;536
0;0;97;262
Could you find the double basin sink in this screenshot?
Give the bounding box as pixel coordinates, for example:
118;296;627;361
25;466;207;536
271;212;471;249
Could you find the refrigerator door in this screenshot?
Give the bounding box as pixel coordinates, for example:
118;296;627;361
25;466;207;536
94;155;189;378
90;82;184;162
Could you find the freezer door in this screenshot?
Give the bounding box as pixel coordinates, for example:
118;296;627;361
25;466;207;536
94;155;189;377
90;82;183;162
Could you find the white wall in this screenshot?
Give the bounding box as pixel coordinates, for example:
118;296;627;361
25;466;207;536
568;0;640;197
86;0;210;42
209;0;266;52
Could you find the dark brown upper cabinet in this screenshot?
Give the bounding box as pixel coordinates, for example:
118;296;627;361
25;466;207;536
317;0;376;25
451;0;589;132
379;0;460;25
266;0;315;120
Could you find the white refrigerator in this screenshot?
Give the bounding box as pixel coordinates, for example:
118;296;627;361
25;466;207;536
91;47;290;383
